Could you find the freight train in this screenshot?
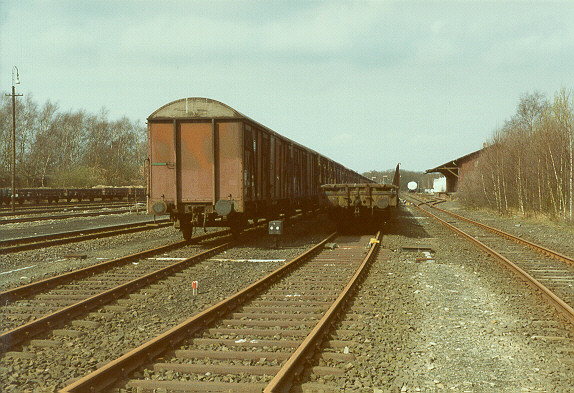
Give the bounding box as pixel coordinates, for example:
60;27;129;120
147;97;371;240
0;187;145;205
322;164;400;232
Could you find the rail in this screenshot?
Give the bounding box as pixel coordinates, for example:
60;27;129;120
265;231;381;392
0;229;233;352
59;231;381;392
405;195;574;325
0;219;171;254
412;196;574;266
0;208;138;225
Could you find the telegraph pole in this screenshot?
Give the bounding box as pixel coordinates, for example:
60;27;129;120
7;66;22;213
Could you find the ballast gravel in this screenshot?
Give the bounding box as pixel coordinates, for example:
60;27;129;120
323;203;574;392
440;199;574;257
0;219;183;291
0;215;334;392
2;206;574;392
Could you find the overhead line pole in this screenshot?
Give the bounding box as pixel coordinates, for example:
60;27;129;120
7;66;23;213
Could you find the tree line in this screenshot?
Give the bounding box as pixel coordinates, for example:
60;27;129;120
459;89;573;221
0;93;146;188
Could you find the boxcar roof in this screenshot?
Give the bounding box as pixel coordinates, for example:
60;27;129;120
148;97;319;155
148;97;242;120
148;97;313;151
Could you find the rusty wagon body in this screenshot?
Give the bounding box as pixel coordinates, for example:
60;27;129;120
147;97;369;239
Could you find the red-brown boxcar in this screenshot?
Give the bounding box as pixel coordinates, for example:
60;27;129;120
147;97;368;239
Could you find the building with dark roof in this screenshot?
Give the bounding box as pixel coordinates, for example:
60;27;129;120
426;148;484;193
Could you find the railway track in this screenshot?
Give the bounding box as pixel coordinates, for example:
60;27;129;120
0;206;146;225
0;219;171;254
0;227;235;353
0;202;140;217
56;232;380;392
405;195;574;325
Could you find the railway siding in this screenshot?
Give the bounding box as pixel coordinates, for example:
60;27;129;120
2;199;574;391
0;219;171;254
0;225;184;291
0;217;333;392
306;204;574;391
409;195;574;325
439;199;574;259
60;233;377;392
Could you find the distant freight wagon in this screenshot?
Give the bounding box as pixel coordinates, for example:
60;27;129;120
322;164;400;232
0;187;144;204
147;97;370;239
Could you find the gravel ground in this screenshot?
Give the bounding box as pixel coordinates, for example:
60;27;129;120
302;202;574;392
0;211;159;241
0;215;334;392
0;214;181;291
3;205;574;392
439;199;574;258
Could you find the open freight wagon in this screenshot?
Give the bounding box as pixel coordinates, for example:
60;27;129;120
321;164;400;232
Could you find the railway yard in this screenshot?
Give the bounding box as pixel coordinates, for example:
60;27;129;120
1;199;573;392
3;0;574;389
3;0;574;388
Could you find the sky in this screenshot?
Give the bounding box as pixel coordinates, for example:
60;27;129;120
1;1;573;173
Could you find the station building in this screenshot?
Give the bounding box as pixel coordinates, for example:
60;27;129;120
426;148;484;193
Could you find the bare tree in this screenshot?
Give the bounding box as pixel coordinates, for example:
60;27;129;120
550;89;573;220
458;89;573;223
1;93;146;188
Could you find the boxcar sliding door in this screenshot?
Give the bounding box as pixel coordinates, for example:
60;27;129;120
148;121;177;204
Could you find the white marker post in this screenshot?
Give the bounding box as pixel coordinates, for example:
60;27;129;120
192;280;198;296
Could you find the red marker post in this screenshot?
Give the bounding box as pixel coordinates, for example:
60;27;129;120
192;280;198;296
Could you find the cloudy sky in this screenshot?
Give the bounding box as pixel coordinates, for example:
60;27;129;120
1;1;573;172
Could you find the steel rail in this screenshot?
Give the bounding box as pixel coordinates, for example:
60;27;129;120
0;234;233;353
410;199;574;325
0;227;232;304
0;219;171;254
0;209;135;225
59;232;338;393
2;240;179;304
415;197;574;266
0;202;135;217
264;231;381;393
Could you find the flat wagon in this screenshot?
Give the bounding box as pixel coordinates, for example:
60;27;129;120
322;164;400;232
147;97;369;239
